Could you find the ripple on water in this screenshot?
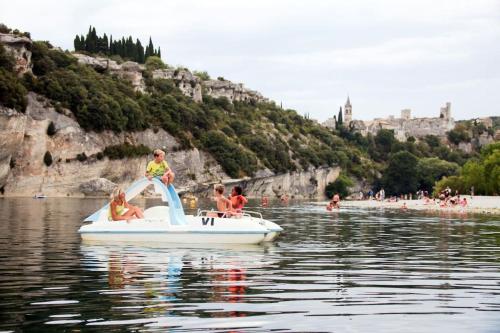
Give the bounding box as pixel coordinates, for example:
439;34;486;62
0;198;499;332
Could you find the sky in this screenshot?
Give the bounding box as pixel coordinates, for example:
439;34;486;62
1;0;500;121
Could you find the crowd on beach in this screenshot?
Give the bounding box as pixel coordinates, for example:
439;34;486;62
324;185;476;212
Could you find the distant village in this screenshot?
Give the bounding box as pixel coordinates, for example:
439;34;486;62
322;98;496;142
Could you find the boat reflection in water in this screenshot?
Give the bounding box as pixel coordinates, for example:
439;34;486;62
80;240;277;322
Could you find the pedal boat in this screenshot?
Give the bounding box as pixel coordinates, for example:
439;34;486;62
78;178;282;244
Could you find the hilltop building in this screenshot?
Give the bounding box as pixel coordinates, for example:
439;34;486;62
322;98;456;141
323;97;352;129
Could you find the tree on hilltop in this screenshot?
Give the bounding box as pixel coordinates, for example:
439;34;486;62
73;26;161;63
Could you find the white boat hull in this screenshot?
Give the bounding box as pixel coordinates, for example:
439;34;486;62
79;178;282;245
80;231;267;244
79;215;281;245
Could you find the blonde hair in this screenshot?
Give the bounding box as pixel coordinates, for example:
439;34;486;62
110;187;124;201
153;149;165;157
214;184;225;194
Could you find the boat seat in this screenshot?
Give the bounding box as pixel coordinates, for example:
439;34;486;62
144;206;170;219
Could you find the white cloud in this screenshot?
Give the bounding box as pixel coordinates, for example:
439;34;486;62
0;0;499;121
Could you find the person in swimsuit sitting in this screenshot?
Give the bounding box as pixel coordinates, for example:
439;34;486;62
208;184;232;218
109;187;144;222
229;186;248;214
145;149;175;185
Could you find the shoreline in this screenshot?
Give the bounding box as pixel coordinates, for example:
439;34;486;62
319;196;500;215
3;193;500;215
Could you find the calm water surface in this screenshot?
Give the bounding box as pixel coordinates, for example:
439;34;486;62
0;197;499;332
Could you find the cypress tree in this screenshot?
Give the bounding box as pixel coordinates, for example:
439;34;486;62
136;39;144;63
146;37;154;59
337;107;343;127
85;26;92;52
102;33;109;54
121;37;126;57
157;46;161;59
74;35;80;51
109;35;114;55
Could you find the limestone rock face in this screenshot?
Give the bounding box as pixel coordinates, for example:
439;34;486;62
110;61;146;93
73;53;146;92
196;166;340;199
0;92;338;198
79;178;117;196
0;106;28;188
1;92;227;196
73;54;267;105
203;79;267;104
242;167;340;199
152;68;202;103
72;53;114;72
0;33;32;75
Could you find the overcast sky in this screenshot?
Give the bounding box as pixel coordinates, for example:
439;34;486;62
2;0;499;121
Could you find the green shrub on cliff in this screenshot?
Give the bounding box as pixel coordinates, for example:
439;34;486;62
0;68;28;112
325;173;353;199
145;56;167;70
0;44;15;71
201;130;258;178
0;45;28;112
47;121;56;136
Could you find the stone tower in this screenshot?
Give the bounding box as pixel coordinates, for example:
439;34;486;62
344;96;352;123
439;102;451;120
401;109;411;120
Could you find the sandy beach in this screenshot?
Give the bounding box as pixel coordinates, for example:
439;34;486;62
321;196;500;215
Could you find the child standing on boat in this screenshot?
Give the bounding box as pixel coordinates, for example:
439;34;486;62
145;149;175;185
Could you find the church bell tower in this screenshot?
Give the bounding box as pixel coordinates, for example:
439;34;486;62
344;96;352;123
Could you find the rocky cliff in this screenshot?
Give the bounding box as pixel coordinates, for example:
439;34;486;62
0;33;338;199
1;93;228;196
0;92;338;198
73;53;267;104
0;33;32;75
226;167;340;199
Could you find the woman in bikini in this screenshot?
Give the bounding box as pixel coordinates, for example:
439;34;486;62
109;187;144;222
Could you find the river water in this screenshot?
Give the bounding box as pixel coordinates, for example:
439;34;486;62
0;197;499;332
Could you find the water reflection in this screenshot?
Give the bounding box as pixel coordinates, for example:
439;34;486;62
0;198;499;332
79;241;276;325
